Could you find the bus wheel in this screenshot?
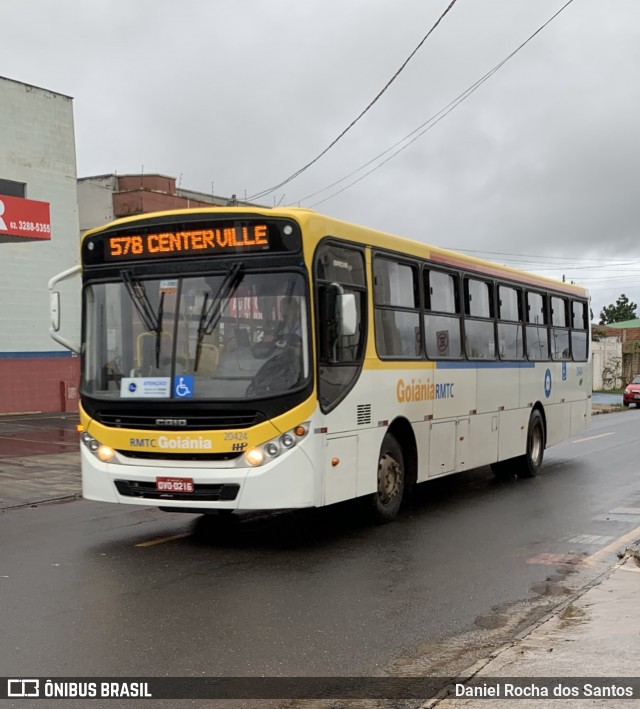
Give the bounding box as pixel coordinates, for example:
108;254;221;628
517;410;545;478
370;433;404;523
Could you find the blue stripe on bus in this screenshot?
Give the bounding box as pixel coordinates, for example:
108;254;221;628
0;351;75;359
436;361;536;369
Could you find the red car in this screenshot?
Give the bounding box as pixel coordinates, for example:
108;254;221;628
623;375;640;407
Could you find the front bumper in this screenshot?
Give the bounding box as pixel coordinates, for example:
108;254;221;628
80;444;317;511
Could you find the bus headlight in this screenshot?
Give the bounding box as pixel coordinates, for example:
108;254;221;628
245;448;265;467
81;431;116;463
243;422;310;467
97;445;115;462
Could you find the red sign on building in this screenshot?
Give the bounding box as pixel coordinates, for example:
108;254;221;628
0;194;51;241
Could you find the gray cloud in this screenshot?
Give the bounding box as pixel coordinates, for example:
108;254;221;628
2;0;639;317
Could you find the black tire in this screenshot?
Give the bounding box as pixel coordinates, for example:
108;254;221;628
369;433;404;524
492;410;545;480
623;402;630;408
490;459;515;481
516;409;545;478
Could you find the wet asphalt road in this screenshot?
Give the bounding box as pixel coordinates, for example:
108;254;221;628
1;410;640;706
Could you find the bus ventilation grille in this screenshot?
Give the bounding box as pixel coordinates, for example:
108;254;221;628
96;411;262;430
357;404;372;425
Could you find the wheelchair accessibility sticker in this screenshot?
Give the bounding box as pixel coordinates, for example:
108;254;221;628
174;376;194;398
544;368;552;398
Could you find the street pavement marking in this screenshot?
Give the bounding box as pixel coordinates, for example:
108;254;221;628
526;553;583;566
583;523;640;567
565;534;615;545
610;507;640;515
570;432;615;444
135;533;191;547
528;526;640;567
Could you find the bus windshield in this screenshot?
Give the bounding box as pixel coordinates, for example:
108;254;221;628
82;270;310;401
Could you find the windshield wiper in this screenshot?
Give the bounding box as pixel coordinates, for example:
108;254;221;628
122;270;165;368
155;292;165;368
194;263;244;371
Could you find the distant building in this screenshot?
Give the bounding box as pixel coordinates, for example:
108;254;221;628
593;319;640;382
1;75;263;414
0;75;80;414
78;173;260;234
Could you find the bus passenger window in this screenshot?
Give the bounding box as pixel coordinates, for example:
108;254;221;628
550;296;570;360
373;257;420;359
464;278;496;360
526;292;549;360
423;270;462;359
497;285;524;359
571;300;588;361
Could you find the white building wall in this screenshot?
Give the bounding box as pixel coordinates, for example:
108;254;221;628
78;174;116;234
0;77;80;355
592;337;622;390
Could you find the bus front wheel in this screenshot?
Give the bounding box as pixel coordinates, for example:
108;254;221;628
369;433;404;523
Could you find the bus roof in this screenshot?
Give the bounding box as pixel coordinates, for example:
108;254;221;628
82;206;588;299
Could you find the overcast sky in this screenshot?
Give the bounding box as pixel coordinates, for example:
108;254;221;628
3;0;640;320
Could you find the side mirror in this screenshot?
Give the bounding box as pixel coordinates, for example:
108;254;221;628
50;292;61;332
48;265;81;353
320;283;358;363
339;293;357;337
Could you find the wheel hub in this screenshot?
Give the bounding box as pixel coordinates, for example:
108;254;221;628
378;453;401;505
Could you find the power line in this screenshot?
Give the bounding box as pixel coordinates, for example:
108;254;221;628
248;0;460;201
302;0;575;208
448;248;639;264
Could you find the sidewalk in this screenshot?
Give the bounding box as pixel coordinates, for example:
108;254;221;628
425;543;640;708
0;412;81;509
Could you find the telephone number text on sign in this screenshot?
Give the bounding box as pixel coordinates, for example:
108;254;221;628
17;220;51;234
107;225;270;260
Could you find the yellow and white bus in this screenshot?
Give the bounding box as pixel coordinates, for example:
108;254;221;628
50;207;591;522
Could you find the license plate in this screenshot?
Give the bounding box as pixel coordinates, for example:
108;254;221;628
156;477;194;493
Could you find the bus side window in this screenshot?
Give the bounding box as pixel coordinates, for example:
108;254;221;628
373;257;421;359
571;300;588;361
314;241;367;412
464;278;496;360
497;284;524;359
525;291;549;361
550;296;570;360
423;269;462;359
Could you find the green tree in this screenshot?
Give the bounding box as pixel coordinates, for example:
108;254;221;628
599;293;638;325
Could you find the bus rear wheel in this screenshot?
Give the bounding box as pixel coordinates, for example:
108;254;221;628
369;433;404;523
491;410;545;480
520;410;544;477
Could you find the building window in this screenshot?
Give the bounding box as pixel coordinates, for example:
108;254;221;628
0;179;26;198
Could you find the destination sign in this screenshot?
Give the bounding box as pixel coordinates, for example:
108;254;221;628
107;224;269;261
82;218;301;265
